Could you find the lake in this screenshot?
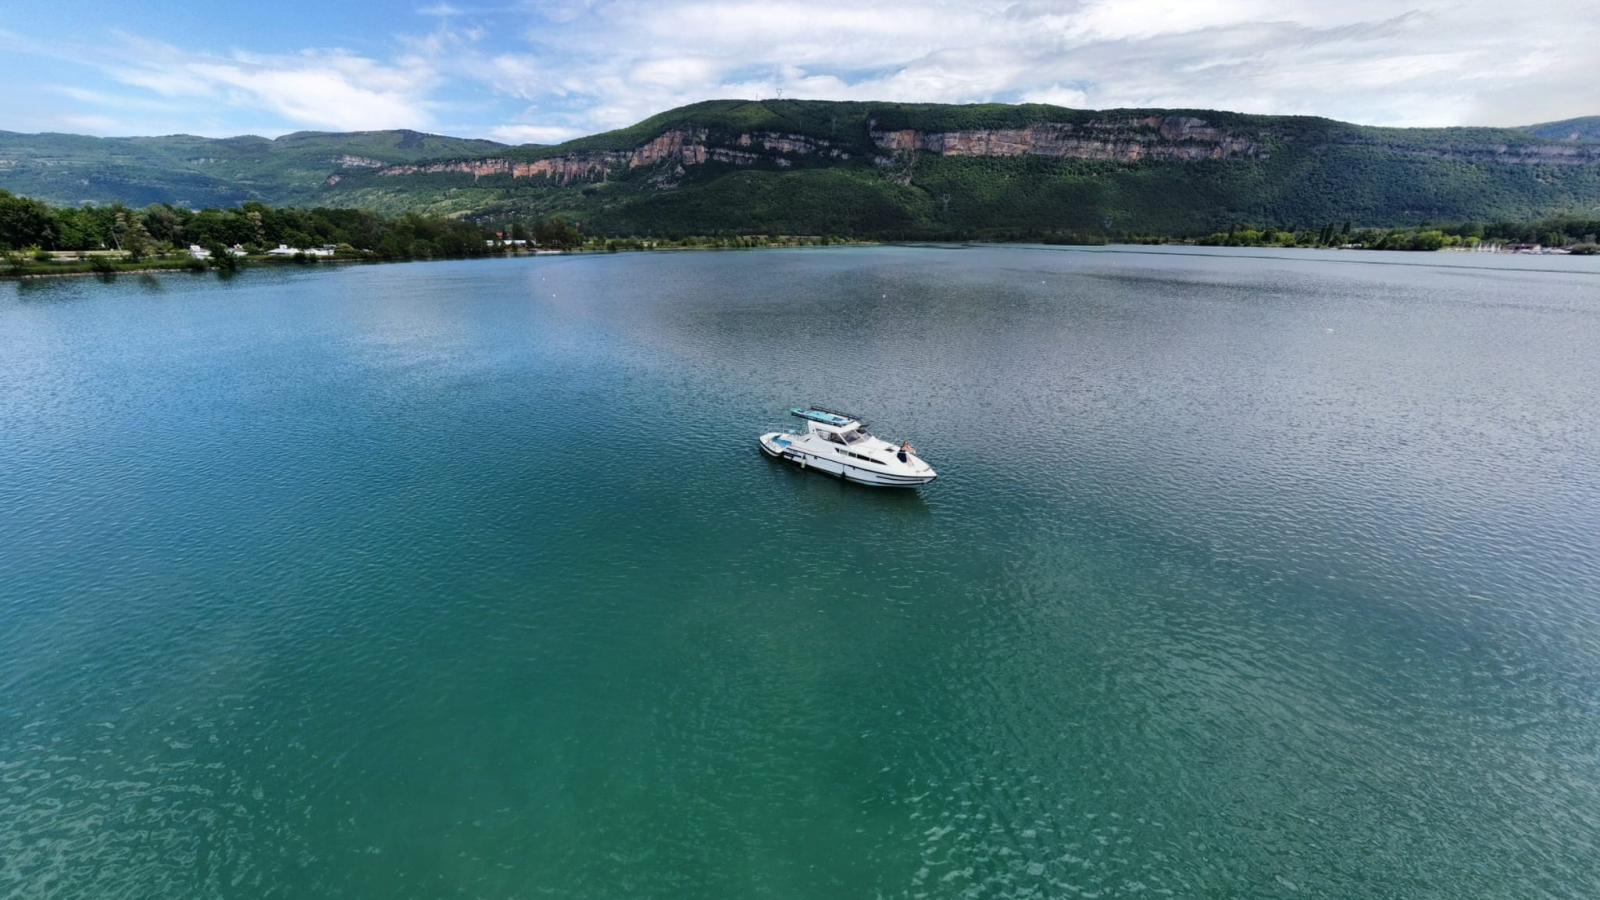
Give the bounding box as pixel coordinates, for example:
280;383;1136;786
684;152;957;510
3;245;1598;898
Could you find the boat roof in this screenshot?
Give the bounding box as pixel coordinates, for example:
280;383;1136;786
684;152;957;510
791;407;863;428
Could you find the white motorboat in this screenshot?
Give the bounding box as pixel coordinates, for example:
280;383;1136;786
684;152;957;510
760;407;937;487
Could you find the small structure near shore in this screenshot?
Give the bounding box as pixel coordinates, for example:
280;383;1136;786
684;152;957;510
266;243;336;257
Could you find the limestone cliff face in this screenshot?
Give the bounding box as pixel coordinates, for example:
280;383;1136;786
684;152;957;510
734;132;847;157
871;116;1264;162
370;119;1260;186
868;115;1600;166
372;128;846;184
364;115;1600;189
377;155;606;182
372;118;1266;188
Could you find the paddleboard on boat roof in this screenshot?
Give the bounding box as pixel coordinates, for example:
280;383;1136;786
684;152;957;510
790;407;859;427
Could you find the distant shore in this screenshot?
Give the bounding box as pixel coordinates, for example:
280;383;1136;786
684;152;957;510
1;237;891;280
12;238;1600;284
1;239;884;281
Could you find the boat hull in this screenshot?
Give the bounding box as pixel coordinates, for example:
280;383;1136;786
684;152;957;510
760;433;936;488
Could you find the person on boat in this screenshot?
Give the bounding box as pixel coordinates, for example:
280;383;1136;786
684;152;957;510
898;440;915;463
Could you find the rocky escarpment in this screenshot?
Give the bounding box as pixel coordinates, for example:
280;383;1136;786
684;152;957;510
870;116;1265;163
363;113;1600;191
373;129;850;184
370;117;1267;188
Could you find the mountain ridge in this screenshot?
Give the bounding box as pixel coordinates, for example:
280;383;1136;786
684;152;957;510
1524;117;1600;143
0;128;512;208
4;100;1599;237
321;100;1600;236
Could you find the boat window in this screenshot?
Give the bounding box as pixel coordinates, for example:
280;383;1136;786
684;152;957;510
822;431;844;444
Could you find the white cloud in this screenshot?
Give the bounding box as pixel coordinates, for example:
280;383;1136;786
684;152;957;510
4;2;1599;140
441;0;1600;136
95;38;439;132
184;60;434;131
1020;84;1091;108
628;56;726;91
59;114;123;133
486;123;584;143
49;85;187;113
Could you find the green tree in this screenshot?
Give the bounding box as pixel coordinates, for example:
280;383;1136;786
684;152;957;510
205;240;240;271
1411;230;1446;251
141;203;187;245
52;207;108;250
113;210;153;261
533;217;581;249
0;190;57;250
247;208;267;246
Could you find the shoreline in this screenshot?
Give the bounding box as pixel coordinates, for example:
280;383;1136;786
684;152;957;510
7;239;1595;283
0;241;885;281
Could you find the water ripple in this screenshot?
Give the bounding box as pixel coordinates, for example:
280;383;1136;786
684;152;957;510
2;248;1598;897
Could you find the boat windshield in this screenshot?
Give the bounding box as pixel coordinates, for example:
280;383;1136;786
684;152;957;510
841;429;868;444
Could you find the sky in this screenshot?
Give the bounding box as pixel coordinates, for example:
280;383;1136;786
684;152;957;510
2;0;1596;144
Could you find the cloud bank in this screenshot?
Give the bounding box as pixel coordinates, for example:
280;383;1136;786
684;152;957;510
5;0;1597;140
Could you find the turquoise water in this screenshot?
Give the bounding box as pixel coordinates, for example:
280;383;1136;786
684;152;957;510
3;246;1599;898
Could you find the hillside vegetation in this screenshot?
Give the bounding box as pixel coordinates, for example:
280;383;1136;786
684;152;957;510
3;101;1598;239
1525;117;1600;142
0;129;510;208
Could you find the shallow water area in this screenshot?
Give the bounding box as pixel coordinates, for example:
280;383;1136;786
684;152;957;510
3;246;1599;898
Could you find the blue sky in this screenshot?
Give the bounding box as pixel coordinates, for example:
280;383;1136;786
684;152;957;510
2;0;1596;143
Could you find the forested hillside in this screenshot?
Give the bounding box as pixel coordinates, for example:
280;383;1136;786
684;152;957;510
3;101;1598;239
321;101;1600;238
1525;117;1600;142
0;130;510;208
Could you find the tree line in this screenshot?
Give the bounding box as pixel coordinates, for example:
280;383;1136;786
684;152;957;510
0;190;587;261
5;188;1598;267
1192;217;1600;252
